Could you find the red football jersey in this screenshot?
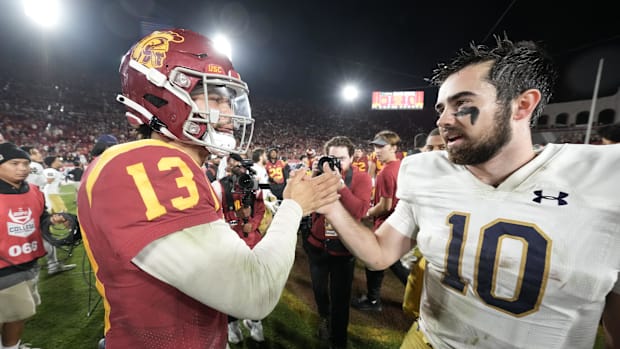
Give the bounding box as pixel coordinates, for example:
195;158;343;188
78;139;227;348
351;155;368;173
373;159;401;229
265;159;287;184
369;151;405;176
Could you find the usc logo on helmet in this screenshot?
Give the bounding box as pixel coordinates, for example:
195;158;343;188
132;31;185;69
207;64;225;74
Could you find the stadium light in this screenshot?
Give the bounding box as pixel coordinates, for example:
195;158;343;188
341;84;359;102
23;0;61;29
213;34;232;61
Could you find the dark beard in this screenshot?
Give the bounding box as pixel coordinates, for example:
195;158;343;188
447;107;512;165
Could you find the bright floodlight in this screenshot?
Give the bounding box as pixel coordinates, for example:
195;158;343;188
341;84;359;102
23;0;61;29
213;34;232;61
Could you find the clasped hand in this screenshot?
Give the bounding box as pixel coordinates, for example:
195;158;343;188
283;162;341;216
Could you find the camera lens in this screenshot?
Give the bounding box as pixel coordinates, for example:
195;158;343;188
316;156;341;175
238;174;254;189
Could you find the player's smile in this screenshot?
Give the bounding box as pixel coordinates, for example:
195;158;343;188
441;128;465;148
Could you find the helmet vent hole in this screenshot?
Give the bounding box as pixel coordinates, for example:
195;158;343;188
144;94;168;108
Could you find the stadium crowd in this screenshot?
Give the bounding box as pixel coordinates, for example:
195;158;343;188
0;75;427;164
1;71;609;166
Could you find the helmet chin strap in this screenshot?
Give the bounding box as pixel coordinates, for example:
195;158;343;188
204;131;236;156
117;94;178;140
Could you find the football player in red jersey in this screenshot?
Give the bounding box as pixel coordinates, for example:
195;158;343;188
351;147;368;173
265;148;288;200
77;29;340;349
305;148;318;169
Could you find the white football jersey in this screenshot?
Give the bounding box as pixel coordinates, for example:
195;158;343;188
387;143;620;349
252;163;270;185
26;161;47;188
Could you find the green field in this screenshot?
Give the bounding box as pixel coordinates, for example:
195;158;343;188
21;184;607;348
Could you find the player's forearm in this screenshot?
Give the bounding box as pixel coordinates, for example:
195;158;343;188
230;199;301;318
323;201;386;269
133;200;302;319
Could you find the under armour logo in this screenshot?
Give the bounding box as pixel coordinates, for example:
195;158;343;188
532;190;568;205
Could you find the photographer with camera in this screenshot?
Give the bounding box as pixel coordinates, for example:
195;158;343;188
211;153;269;343
301;136;372;349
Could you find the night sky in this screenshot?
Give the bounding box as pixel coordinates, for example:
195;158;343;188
0;0;618;128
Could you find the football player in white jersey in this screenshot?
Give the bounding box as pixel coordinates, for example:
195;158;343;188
21;146;47;189
317;35;620;349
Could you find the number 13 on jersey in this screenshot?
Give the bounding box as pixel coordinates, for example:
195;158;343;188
126;157;200;220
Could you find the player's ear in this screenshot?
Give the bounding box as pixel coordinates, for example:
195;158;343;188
513;88;541;122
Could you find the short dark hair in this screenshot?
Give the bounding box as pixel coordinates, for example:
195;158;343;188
598;123;620;143
324;136;355;157
44;156;58;167
252;148;265;162
20;145;34;155
430;35;557;127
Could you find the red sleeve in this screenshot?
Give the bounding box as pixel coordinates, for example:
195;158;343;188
339;168;372;220
249;191;265;232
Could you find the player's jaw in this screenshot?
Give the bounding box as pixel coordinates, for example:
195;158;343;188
441;127;465;149
443;109;512;166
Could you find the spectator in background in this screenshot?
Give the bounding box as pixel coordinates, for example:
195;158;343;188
20;147;75;277
297;154;310;172
423;128;445;152
250;147;278;229
265;148;288;200
352;130;408;312
41;154;76;275
597;123;620;144
204;155;221;183
306;148;318;169
0;142;70;349
0;133;5;143
351;147;368;173
67;161;84;182
212;154;268;344
90;134;118;157
251;148;270;188
42;156;66;213
21;146;46;189
302;136;372;349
